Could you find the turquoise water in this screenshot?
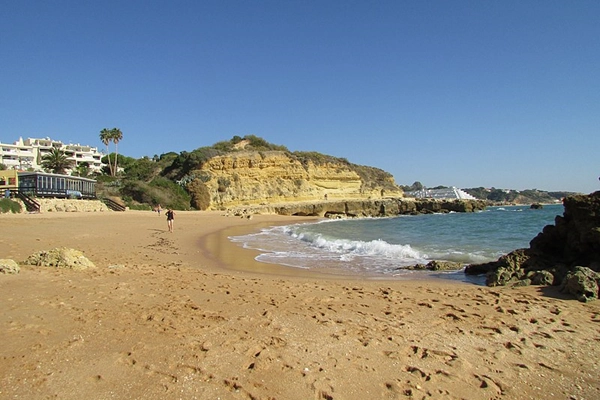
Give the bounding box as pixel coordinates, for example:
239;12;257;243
230;204;563;281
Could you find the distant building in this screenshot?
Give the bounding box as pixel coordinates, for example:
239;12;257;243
0;137;104;173
0;169;18;192
405;187;477;200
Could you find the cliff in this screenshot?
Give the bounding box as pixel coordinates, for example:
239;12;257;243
185;150;403;210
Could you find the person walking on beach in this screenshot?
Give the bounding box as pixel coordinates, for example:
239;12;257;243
166;208;175;232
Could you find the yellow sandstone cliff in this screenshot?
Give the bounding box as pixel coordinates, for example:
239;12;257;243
187;150;403;210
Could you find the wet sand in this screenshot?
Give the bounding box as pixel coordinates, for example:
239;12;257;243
1;210;599;399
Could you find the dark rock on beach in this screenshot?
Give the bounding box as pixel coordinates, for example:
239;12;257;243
465;191;600;301
560;266;600;302
405;260;463;271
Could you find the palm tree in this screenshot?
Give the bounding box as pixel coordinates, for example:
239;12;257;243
110;128;123;176
74;161;90;177
99;128;114;176
41;148;74;174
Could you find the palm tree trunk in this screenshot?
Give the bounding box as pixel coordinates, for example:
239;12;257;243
106;145;114;176
114;144;118;176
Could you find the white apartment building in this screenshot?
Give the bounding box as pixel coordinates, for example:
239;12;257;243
405;187;477;200
0;137;104;172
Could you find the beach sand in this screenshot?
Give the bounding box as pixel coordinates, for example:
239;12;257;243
1;210;599;400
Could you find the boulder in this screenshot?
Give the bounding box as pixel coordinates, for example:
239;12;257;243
0;259;20;274
528;270;555;286
560;266;600;302
25;248;95;270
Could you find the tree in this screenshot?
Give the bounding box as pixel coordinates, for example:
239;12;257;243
73;161;90;178
111;128;123;175
124;157;155;181
99;128;114;176
41;148;74;174
99;127;123;177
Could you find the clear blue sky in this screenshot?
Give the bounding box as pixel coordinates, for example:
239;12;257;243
1;1;598;193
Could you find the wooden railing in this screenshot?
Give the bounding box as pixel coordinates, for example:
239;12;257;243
101;197;126;212
10;190;40;213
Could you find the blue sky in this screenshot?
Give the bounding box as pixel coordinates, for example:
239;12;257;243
1;1;598;193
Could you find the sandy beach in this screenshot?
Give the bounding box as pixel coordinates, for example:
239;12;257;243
1;210;599;400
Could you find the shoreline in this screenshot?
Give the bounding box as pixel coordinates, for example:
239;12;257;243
1;210;599;399
201;215;482;283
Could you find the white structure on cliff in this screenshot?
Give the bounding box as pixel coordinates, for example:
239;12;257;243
405;187;477;200
0;137;104;172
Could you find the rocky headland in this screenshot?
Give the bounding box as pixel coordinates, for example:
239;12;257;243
466;191;600;301
181;149;403;210
164;142;487;217
227;197;487;218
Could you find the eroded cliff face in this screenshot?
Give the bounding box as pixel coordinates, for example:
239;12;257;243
188;151;403;210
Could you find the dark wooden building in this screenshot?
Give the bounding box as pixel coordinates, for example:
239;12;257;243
17;172;96;199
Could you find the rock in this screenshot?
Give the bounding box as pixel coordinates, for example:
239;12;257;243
405;260;463;271
25;248;95;270
185;149;489;214
463;261;496;275
560;266;600;302
476;249;532;286
528;270;555;285
426;260;463;271
197;150;402;210
487;268;518;287
0;259;20;274
466;191;600;300
229;198;486;219
513;278;532;287
35;199;110;213
530;203;544;209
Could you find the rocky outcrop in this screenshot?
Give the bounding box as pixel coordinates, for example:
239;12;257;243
0;259;20;274
25;248;95;270
465;191;600;301
227;198;487;218
35;199;110;213
185;151;403;210
11;199;111;213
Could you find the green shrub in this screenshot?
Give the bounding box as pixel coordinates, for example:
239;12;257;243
0;198;22;213
120;178;191;210
187;179;211;210
127;204;153;211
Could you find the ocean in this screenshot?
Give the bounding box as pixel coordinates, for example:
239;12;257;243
229;204;564;283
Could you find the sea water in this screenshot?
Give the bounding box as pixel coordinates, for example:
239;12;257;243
229;204;563;282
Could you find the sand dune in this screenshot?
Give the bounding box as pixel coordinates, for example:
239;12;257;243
1;211;599;399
